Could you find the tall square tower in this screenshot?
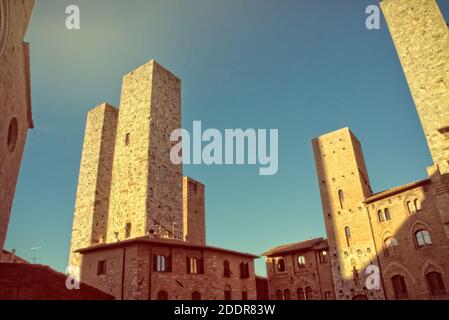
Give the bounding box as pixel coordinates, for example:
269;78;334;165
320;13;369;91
313;128;385;300
106;61;183;242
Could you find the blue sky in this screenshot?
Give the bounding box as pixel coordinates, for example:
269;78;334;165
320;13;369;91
6;0;449;275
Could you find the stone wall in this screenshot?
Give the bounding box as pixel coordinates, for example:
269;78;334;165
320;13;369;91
0;0;34;251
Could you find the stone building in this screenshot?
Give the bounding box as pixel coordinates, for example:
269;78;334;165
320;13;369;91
263;238;334;300
69;60;258;300
265;0;449;301
0;0;35;255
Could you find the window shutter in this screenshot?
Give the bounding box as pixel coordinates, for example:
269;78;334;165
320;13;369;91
199;258;204;274
240;263;244;278
167;255;172;272
153;255;157;272
187;256;191;273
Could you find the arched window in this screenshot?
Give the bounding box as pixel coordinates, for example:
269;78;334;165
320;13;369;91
426;271;446;296
377;210;385;222
275;290;283;300
297;288;305;300
156;255;166;272
297;256;306;268
345;226;351;246
415;230;432;248
384;237;399;257
338;190;344;209
407;201;414;214
223;260;231;277
414;199;422;212
324;291;332;300
319;250;328;264
384;208;391;221
242;287;248;300
277;258;285;272
189;257;199;274
305;287;313;300
284;289;291;300
391;275;408;299
192;291;201;300
157;290;168;300
224;285;232;300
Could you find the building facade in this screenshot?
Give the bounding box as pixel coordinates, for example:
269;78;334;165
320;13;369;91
263;238;335;300
0;0;34;254
69;60;259;300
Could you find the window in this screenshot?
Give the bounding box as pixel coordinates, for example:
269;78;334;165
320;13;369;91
324;291;332;300
224;286;232;300
276;290;283;300
125;223;132;238
188;257;199;274
345;226;351;246
297;256;306;268
157;290;168;300
7;118;18;152
223;260;231;277
125;133;130;146
391;275;408;299
377;210;385;222
192;291;201;300
319;251;328;264
297;288;305;300
415;230;432;248
414;199;422;212
277;258;285;272
242;288;248;300
384;208;391;221
384;237;399;257
97;260;107;275
240;262;250;279
338;190;344;209
305;287;313;300
284;289;291;300
353;267;359;286
426;271;446;296
157;255;166;272
407;201;414;214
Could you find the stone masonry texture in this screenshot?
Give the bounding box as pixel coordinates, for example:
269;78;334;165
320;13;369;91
0;0;34;253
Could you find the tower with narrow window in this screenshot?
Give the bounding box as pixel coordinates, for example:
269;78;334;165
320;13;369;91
183;177;206;245
381;0;449;237
312;128;385;300
106;60;183;242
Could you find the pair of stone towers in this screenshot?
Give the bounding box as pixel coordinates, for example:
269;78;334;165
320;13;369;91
69;61;205;269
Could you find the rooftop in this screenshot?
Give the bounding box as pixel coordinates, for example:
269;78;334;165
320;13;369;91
261;237;327;257
77;236;259;259
365;178;430;204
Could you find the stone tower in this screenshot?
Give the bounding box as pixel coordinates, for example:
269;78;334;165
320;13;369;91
312;128;385;300
106;60;183;242
382;0;449;174
183;177;206;245
0;0;35;252
68;104;118;268
381;0;449;237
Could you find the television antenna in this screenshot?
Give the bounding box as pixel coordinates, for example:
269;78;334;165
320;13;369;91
29;246;42;264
